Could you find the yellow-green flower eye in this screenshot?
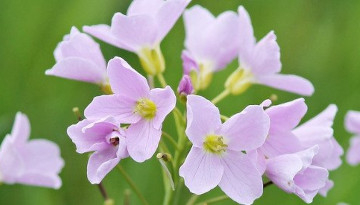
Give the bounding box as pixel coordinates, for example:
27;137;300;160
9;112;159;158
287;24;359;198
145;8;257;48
134;98;157;120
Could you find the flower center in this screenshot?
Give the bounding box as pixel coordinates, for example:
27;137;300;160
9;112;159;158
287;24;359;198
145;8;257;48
135;98;157;119
203;134;227;154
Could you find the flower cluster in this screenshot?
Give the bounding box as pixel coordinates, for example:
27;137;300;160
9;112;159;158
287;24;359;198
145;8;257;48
3;0;360;205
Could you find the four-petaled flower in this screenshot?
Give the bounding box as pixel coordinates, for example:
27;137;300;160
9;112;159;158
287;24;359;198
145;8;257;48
67;116;128;184
225;6;314;96
0;112;64;189
179;95;270;204
84;57;176;162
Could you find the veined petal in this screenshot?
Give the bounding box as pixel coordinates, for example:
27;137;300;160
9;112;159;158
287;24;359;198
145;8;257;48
220;105;269;151
257;74;314;96
150;86;176;129
237;6;256;64
345;111;360;134
219;151;263;205
266;98;307;134
83;25;133;51
111;13;159;51
45;57;106;84
186;95;222;147
126;120;162;162
107;57;150;98
309;138;343;170
179;147;223;194
84;95;141;123
11;112;30;143
260;131;303;158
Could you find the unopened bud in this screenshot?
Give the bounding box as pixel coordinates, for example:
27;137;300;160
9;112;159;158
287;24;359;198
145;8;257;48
178;75;194;97
156;153;172;162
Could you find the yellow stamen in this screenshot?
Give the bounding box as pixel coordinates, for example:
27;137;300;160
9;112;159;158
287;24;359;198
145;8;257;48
134;98;157;120
203;134;228;155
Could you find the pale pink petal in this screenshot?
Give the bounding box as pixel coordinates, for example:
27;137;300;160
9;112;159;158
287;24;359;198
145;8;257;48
237;6;256;65
0;136;24;183
181;50;198;74
45;57;106;84
11;112;30;143
150;86;176;129
87;144;126;184
312;138;343;170
250;31;281;75
260;132;303;158
83;25;133;51
266;98;307;134
16;139;64;189
186;95;222;147
184;5;215;53
345;111;360;134
319;180;334;197
219;151;263;204
156;0;190;41
67;119;114;153
111;13;158;51
346;136;360;166
220;105;269;151
294;104;337;143
127;0;163;16
257;74;314;96
179;147;223;194
126;120;162;162
84;95;141;123
107;57;150;98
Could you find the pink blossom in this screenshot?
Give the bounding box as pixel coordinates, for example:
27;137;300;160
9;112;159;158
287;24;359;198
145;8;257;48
46;27;108;86
265;146;329;203
67;117;128;184
225;6;314;96
182;5;241;90
84;57;176;162
345;111;360;165
0;113;64;189
293;105;343;170
179;95;270;204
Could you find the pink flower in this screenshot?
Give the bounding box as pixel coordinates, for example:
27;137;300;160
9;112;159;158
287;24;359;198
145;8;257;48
266;146;329;203
225;6;314;96
179;95;270;204
84;0;191;75
0;112;64;189
67;117;128;184
84;57;176;162
182;6;241;90
345;111;360;165
45;27;108;88
293;105;343;170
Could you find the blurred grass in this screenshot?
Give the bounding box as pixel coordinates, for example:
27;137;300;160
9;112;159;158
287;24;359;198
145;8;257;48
1;0;360;204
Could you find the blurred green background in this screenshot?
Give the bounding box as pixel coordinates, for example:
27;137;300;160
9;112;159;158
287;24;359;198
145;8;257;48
0;0;360;204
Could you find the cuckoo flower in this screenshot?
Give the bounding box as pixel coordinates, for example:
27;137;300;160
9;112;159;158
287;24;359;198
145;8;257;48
84;0;191;75
85;57;176;162
225;6;314;96
293;105;343;170
345;111;360;165
0;112;64;189
179;95;270;204
45;27;110;93
182;6;241;90
266;146;329;203
67;117;128;184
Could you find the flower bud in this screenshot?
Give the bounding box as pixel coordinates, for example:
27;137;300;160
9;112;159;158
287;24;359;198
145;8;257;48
177;75;194;96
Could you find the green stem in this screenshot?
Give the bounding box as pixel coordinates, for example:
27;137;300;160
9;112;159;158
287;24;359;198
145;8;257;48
157;73;167;88
162;131;181;151
195;195;229;205
116;165;149;205
211;89;230;105
185;194;198;205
